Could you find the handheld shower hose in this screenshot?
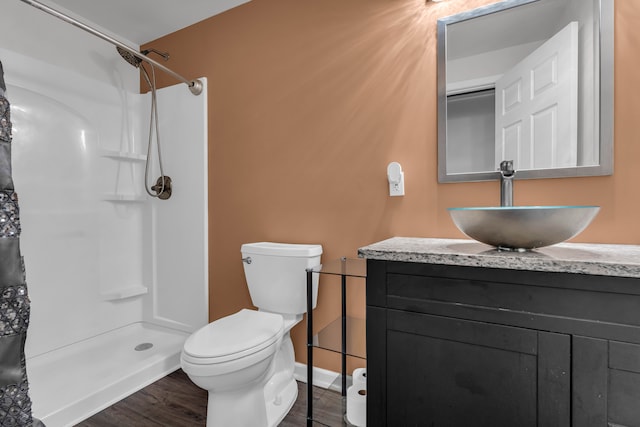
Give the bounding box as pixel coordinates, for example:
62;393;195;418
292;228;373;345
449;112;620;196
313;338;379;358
117;47;172;200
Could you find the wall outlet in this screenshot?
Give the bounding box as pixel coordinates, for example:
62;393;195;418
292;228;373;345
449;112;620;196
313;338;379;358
389;178;404;196
387;162;405;197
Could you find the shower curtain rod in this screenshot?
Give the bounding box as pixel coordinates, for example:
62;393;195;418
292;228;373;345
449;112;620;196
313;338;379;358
19;0;203;96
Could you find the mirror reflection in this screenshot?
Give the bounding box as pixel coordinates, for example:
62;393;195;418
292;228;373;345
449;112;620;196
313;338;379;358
437;0;613;182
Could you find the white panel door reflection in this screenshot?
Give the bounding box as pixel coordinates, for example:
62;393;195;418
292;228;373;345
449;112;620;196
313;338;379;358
495;21;578;170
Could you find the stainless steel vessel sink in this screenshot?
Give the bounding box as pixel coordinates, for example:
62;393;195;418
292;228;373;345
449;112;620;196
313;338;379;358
448;206;600;251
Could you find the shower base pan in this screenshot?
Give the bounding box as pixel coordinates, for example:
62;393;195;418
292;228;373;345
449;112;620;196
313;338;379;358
26;321;189;427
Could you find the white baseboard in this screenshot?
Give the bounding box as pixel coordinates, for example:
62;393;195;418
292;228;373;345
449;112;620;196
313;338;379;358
294;362;342;392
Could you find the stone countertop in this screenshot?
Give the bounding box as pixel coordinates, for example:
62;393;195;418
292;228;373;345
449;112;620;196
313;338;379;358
358;237;640;278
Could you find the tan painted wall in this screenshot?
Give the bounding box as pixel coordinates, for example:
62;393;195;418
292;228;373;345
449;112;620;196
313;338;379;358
143;0;640;371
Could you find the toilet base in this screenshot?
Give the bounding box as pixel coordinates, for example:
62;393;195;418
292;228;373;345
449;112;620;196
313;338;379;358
265;374;298;427
203;368;298;427
205;380;268;427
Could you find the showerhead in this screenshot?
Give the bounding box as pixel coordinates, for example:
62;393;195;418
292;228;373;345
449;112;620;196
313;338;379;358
116;47;170;68
117;46;142;68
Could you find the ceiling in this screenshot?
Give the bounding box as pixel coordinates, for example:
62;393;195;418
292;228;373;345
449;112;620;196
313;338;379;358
41;0;252;45
446;0;569;60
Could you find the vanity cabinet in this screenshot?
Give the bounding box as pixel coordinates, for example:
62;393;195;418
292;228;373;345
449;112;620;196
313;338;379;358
366;259;640;427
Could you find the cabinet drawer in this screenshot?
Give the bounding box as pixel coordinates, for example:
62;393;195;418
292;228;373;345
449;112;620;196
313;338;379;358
386;272;640;330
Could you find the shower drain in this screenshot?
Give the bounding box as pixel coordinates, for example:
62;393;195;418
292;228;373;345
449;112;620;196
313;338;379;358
134;342;154;351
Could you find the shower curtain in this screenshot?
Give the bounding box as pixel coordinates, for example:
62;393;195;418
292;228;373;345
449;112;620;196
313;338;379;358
0;60;42;427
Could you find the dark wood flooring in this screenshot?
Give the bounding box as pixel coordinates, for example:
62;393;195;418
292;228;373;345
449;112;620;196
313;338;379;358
78;369;344;426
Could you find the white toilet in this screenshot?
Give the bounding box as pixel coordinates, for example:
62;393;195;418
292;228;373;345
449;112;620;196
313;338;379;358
180;242;322;427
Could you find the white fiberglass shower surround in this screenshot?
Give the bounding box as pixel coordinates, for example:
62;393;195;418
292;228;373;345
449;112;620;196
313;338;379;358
1;46;208;426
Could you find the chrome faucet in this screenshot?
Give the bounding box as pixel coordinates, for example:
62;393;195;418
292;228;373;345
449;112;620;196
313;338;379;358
499;160;515;207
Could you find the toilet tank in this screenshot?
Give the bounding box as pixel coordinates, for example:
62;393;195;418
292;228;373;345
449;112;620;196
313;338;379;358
241;242;322;314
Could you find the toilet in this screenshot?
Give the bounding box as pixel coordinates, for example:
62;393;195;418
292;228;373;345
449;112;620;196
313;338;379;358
180;242;322;427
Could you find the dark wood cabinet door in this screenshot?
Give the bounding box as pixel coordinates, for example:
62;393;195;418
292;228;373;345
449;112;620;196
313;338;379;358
573;336;640;427
381;310;570;427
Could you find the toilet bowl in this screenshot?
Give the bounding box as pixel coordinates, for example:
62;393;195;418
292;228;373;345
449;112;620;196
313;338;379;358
180;242;322;427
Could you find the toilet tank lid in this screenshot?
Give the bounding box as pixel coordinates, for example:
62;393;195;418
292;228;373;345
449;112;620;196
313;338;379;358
241;242;322;257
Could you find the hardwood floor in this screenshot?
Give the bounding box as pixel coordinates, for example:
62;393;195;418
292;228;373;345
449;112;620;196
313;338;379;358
78;369;344;426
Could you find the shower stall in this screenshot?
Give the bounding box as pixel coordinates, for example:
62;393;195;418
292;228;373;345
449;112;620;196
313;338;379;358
1;44;208;426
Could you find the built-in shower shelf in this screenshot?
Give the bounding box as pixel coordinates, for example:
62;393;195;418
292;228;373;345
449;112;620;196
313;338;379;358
100;285;148;301
100;150;147;162
102;194;147;202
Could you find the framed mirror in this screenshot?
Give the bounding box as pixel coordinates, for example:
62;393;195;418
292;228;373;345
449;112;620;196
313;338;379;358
437;0;613;183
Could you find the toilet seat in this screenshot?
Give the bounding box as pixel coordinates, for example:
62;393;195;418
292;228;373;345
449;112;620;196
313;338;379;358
182;309;284;365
